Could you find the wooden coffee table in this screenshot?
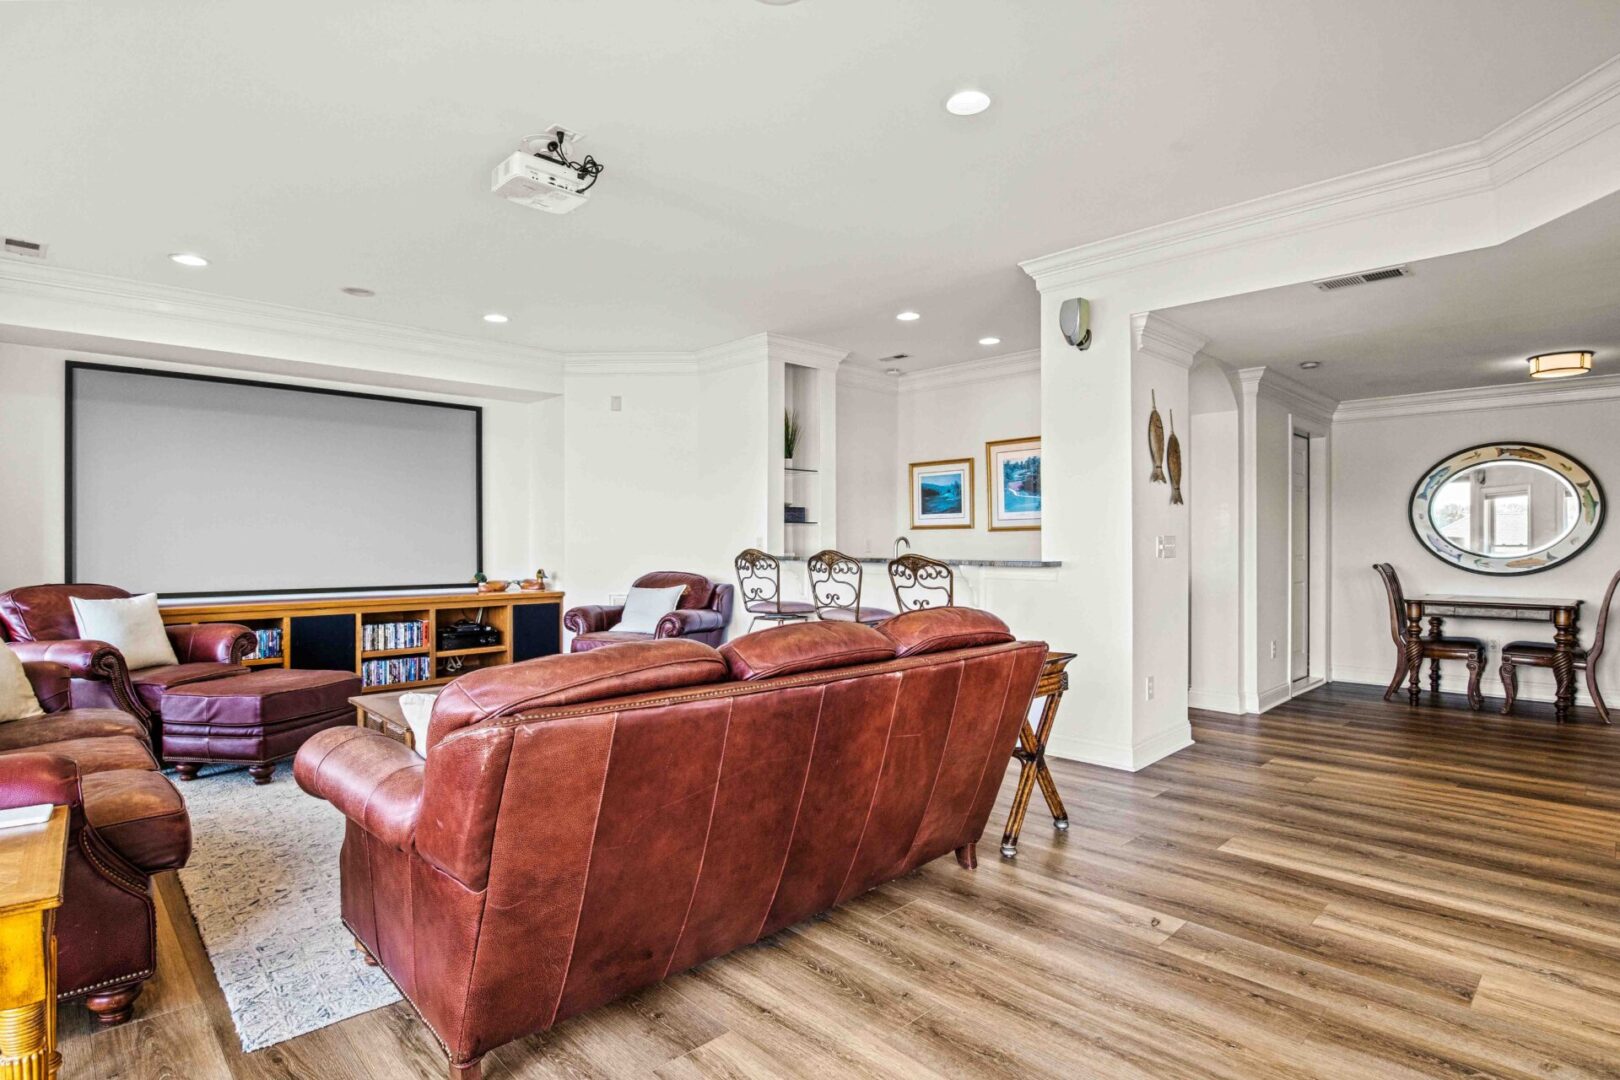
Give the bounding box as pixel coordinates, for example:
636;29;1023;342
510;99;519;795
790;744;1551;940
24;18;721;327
0;805;69;1080
351;690;427;751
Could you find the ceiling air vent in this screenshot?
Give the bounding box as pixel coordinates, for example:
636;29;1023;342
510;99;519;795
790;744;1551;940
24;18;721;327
1313;265;1411;291
2;237;47;259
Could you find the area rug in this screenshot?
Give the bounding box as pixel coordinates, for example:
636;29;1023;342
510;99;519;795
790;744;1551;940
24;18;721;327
173;762;402;1052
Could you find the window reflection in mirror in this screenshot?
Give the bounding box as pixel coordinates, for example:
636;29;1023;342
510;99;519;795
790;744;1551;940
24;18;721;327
1428;462;1579;558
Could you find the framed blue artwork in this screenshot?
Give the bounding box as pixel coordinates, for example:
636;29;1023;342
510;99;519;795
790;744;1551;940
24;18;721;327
909;458;974;529
986;436;1041;531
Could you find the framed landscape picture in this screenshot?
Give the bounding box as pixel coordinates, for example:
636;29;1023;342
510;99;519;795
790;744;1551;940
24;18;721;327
986;436;1041;531
909;458;974;529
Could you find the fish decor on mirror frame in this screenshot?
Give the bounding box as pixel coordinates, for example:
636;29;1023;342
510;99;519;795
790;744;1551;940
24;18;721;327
1148;390;1166;483
1167;409;1183;505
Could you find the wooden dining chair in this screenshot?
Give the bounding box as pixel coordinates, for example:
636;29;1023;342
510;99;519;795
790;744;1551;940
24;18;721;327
888;553;955;612
734;549;816;632
806;549;894;626
1373;563;1486;709
1500;566;1618;724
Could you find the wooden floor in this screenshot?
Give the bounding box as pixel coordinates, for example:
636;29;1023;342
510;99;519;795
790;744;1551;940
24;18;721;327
59;683;1620;1079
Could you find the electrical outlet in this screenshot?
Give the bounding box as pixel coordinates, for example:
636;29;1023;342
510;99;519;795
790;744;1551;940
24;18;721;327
1145;675;1155;701
1269;640;1278;660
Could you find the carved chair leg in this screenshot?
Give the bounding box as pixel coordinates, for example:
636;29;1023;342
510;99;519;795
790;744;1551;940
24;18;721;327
451;1055;483;1080
1429;657;1442;696
1586;665;1610;725
1465;654;1484;711
85;982;142;1026
1383;650;1407;701
173;762;200;782
1406;648;1423;705
954;843;977;870
1500;658;1518;715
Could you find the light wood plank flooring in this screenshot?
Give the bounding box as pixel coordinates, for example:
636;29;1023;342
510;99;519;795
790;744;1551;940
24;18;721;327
59;683;1620;1078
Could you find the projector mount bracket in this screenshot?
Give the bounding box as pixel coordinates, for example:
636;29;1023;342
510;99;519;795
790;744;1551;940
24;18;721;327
519;127;605;192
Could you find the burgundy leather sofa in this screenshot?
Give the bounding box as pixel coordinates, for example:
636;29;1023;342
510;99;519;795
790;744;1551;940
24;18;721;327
0;659;191;1025
562;570;735;652
0;584;255;735
297;607;1044;1079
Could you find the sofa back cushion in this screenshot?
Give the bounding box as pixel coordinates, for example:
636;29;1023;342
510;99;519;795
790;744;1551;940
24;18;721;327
879;607;1015;658
426;639;728;747
720;621;895;681
632;571;713;610
0;583;131;643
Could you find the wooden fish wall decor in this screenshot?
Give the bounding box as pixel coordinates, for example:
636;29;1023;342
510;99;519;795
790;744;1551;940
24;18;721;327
1167;409;1183;505
1148;390;1166;483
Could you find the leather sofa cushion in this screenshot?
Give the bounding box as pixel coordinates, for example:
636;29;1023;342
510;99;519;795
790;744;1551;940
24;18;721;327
879;607;1015;658
429;639;728;742
0;708;148;753
160;669;362;727
570;630;654;652
80;769;191;871
720;621;895;681
3;733;157;775
131;661;247;712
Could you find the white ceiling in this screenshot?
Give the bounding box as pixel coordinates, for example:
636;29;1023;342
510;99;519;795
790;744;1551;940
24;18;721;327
1165;187;1620;400
4;2;1620;372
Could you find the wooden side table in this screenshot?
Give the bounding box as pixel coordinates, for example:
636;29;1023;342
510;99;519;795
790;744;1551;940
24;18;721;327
351;690;422;750
999;651;1075;858
0;805;69;1080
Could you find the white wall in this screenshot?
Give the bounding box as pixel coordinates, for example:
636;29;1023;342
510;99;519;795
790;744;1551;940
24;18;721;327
0;342;560;593
1331;391;1620;706
1188;360;1242;712
835;374;899;556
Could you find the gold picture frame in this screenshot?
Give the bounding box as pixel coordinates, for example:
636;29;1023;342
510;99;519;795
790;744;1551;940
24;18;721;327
986;437;1041;531
909;458;975;530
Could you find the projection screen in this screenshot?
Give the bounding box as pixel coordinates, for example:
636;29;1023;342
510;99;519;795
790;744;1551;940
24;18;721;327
68;364;481;595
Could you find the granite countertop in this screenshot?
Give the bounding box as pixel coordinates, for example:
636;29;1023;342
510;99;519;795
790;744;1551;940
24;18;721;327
774;554;1061;569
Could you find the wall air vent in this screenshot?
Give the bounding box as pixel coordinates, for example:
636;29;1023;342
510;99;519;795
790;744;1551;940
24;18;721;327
2;237;47;259
1312;265;1411;291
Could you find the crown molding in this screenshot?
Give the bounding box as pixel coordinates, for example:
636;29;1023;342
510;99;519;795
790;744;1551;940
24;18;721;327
564;332;846;377
1021;55;1620;292
764;333;849;371
898;349;1040;393
0;259;564;375
1237;365;1339;422
1132;312;1207;369
1334;371;1620;423
562;352;700;376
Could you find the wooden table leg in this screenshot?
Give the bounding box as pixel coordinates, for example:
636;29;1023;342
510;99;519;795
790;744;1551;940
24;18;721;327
1552;606;1580;723
1404;602;1426;705
999;657;1072;859
0;909;59;1080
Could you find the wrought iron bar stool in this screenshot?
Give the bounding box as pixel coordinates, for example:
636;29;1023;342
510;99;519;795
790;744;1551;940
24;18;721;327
887;553;955;612
734;549;817;632
1501;566;1617;723
806;549;894;626
999;650;1076;858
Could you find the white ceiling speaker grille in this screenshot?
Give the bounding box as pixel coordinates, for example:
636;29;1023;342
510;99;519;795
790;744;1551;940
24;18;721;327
2;237;46;258
1313;265;1411;291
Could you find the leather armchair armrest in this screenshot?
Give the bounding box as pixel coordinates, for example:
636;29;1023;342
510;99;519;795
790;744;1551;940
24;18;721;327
707;582;736;622
20;661;72;714
0;752;81;810
563;605;624;635
167;622;257;664
295;727;424;851
656;608;724;638
6;638;145;718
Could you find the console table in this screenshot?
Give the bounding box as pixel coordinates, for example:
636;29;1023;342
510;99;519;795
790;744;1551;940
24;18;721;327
0;805;69;1080
1405;594;1583;721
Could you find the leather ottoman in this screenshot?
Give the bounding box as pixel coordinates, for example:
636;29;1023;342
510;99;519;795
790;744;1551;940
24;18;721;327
161;668;362;784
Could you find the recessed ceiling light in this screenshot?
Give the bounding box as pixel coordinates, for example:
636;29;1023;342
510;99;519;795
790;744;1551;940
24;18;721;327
168;253;209;267
341;287;375;298
896;311;921;322
945;89;991;116
482;313;510;324
1299;361;1321;370
885;368;902;376
1527;350;1593;379
979;337;1001;346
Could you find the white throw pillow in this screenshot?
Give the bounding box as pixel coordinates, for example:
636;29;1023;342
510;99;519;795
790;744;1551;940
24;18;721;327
0;643;45;722
398;691;440;758
613;585;688;635
70;593;179;670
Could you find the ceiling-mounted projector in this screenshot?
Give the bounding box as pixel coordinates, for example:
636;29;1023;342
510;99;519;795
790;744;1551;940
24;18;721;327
491;127;605;214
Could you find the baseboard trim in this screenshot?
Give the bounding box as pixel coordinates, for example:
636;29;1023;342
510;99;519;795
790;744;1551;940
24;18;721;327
1132;723;1194;770
1047;722;1195;773
1330;664;1592;706
1242;682;1293;715
1188;687;1244;714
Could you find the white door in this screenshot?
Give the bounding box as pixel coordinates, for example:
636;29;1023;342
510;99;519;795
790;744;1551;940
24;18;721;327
1290;433;1310;684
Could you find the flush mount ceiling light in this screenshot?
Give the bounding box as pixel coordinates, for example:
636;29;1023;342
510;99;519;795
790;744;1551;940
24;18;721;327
341;287;375;298
945;89;991;116
168;253;209;267
979;336;1001;346
1299;361;1321;370
482;313;510;324
1526;350;1593;379
896;310;921;322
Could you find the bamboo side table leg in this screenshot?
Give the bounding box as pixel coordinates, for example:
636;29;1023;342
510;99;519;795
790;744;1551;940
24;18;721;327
0;908;59;1080
1000;652;1074;859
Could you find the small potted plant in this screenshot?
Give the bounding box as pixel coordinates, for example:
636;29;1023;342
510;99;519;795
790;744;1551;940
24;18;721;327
784;409;801;469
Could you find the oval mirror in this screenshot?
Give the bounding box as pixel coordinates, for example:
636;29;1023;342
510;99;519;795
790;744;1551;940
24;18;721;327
1409;443;1604;575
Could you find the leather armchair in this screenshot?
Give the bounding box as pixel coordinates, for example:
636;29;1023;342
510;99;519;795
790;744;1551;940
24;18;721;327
563;570;735;652
0;584;255;731
0;660;192;1025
